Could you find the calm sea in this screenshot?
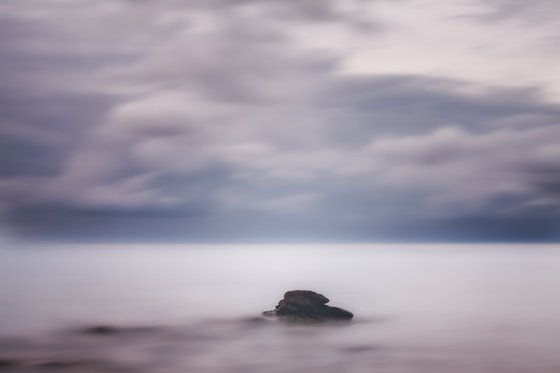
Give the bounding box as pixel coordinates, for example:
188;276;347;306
1;243;559;372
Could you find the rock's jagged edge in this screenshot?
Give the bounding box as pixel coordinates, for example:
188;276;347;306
262;290;353;322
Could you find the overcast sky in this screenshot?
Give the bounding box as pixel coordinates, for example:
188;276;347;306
0;0;559;242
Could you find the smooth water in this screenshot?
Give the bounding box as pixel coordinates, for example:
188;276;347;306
0;243;559;372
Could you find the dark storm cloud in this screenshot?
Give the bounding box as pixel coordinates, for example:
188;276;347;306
468;0;560;24
0;91;115;178
315;76;560;139
0;0;559;241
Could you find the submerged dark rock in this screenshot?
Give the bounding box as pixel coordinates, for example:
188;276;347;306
83;326;116;335
0;358;101;370
35;360;97;370
263;290;353;321
0;359;18;369
80;325;160;336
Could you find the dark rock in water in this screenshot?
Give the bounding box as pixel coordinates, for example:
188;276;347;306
0;358;100;370
0;359;18;369
80;325;160;336
263;290;353;321
35;360;96;369
83;325;117;335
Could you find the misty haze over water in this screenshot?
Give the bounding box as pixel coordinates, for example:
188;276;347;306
1;243;559;373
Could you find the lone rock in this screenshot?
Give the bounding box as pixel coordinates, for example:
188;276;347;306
263;290;353;321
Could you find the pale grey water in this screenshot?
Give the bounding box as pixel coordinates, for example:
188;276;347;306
0;243;559;372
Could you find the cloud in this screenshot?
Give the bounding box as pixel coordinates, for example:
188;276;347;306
364;124;560;214
0;0;559;241
467;0;560;24
15;79;558;221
